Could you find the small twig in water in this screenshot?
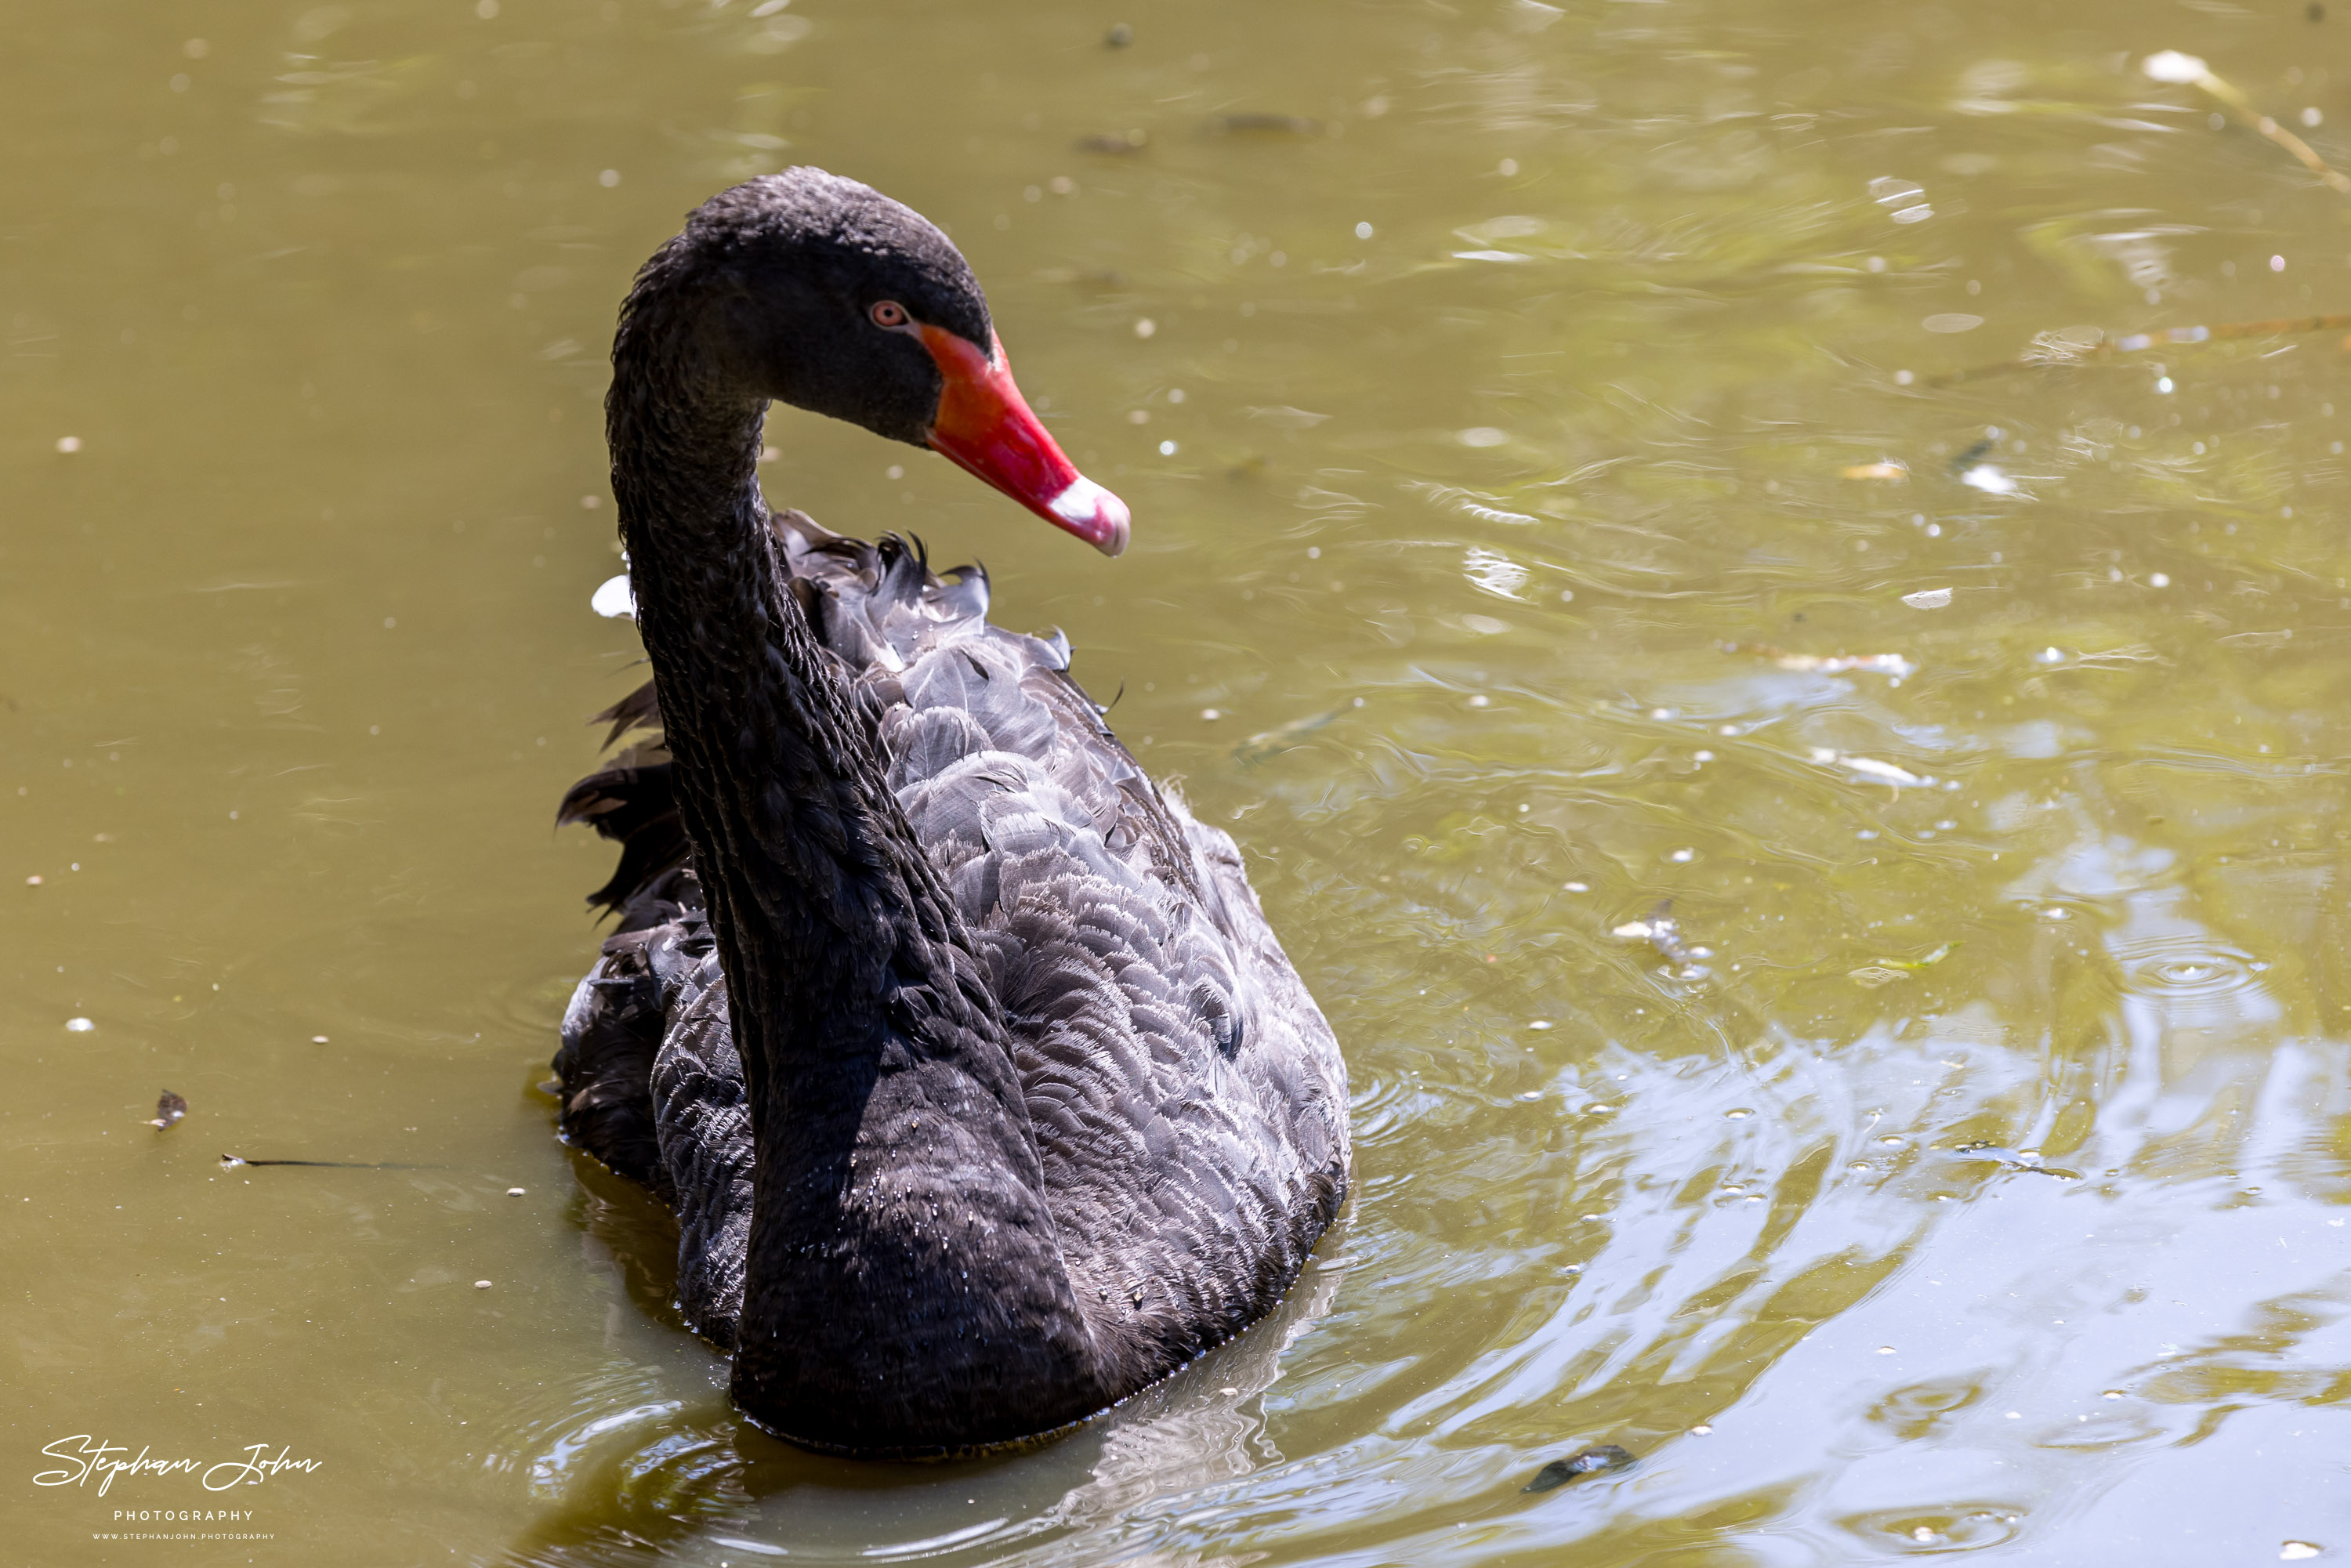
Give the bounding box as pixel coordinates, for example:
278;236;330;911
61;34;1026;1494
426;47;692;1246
2144;50;2351;195
1929;314;2351;389
219;1153;430;1170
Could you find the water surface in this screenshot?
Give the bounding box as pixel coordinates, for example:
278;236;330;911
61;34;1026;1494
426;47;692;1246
7;1;2351;1563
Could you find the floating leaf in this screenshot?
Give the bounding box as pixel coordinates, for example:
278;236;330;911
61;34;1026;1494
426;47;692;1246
1809;748;1928;787
1871;942;1958;972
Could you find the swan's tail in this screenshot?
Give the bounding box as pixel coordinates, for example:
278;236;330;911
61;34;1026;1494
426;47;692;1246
552;679;704;1201
556;716;693;927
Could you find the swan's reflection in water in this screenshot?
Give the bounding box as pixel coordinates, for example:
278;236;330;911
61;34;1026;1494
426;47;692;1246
501;1187;1349;1566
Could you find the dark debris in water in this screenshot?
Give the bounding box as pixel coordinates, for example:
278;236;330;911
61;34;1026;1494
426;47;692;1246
1035;266;1129;291
1613;901;1712;969
1949;436;1998;471
1946;1143;2082;1179
1524;1444;1636;1493
1641;903;1697;965
149;1090;187;1130
1234;697;1364;766
1212;113;1324;137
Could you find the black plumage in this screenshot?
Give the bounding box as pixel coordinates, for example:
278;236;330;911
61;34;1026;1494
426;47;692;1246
551;169;1350;1458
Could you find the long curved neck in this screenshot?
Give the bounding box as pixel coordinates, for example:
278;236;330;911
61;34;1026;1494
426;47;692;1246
606;282;1109;1453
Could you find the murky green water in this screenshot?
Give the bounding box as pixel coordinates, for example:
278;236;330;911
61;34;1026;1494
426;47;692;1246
9;0;2351;1562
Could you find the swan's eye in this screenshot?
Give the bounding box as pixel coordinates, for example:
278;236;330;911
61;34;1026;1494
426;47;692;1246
869;300;909;328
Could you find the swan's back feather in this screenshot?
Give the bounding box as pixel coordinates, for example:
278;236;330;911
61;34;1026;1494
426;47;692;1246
555;510;1349;1364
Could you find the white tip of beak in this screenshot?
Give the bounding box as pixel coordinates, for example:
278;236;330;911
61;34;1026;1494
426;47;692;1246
1047;476;1131;557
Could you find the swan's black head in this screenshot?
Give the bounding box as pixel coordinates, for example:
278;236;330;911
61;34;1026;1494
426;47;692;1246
625;168;1128;555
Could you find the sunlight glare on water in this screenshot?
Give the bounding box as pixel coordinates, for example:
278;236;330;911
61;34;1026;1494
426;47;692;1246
5;0;2351;1563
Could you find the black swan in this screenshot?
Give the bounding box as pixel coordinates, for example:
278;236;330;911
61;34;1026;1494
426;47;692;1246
550;170;1352;1458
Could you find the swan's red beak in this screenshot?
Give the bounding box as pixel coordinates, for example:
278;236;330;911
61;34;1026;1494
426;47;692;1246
920;326;1130;557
